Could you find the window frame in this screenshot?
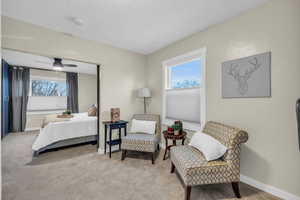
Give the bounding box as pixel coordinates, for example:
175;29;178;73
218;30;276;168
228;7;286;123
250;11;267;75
162;48;206;131
29;75;67;97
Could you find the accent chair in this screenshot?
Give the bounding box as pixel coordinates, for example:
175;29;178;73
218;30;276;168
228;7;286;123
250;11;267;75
121;114;160;164
170;121;248;200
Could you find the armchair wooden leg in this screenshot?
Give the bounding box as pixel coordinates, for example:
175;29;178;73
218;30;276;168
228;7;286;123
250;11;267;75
232;182;241;198
170;162;175;173
151;152;155;164
121;150;127;161
185;186;191;200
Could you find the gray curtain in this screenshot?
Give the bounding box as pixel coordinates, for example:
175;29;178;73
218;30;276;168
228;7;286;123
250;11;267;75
66;72;79;113
10;66;30;132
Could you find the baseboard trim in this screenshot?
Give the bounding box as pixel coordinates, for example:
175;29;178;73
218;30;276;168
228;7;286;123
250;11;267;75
240;174;300;200
97;148;104;154
97;145;119;155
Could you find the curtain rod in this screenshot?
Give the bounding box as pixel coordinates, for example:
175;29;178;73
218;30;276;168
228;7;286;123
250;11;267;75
6;63;97;75
2;47;102;67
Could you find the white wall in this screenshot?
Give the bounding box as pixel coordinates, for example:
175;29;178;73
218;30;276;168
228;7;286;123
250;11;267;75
146;0;300;197
78;73;97;112
2;16;147;150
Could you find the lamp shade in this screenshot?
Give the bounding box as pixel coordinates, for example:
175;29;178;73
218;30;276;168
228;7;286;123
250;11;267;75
138;88;151;98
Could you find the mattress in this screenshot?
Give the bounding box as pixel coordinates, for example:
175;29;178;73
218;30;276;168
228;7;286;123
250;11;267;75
32;113;97;151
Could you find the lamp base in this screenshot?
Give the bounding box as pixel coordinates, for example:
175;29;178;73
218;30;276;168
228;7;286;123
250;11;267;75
144;97;147;114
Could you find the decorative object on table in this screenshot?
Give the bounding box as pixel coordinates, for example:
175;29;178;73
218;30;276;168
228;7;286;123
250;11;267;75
173;120;183;135
103;120;128;158
63;110;72;115
170;121;248;200
167;126;174;135
88;104;97;116
137;88;151;114
163;130;186;160
110;108;120;122
57;114;73;118
57;110;73;118
222;52;271;98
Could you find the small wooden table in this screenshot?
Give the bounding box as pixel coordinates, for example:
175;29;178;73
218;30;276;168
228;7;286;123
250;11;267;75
163;130;186;160
103;120;128;158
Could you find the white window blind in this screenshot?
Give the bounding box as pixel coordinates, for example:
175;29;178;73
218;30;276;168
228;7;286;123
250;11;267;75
166;88;201;123
162;48;206;131
27;96;67;111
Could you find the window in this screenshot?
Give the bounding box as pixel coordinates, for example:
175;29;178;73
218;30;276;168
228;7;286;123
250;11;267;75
27;73;67;112
31;80;66;96
169;60;202;89
162;48;206;131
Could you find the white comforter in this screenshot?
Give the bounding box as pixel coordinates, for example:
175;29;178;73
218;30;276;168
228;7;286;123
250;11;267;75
32;113;97;151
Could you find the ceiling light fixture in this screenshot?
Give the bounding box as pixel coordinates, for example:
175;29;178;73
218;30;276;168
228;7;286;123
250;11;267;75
68;16;84;26
53;66;63;71
53;59;63;71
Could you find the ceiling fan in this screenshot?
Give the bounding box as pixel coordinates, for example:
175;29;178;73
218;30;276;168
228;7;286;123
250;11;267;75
36;58;77;70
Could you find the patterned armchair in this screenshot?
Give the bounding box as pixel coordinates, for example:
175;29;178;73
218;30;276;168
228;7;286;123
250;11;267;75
121;114;161;164
170;121;248;200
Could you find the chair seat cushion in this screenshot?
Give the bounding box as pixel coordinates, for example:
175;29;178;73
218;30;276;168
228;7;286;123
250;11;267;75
122;133;158;152
170;145;235;186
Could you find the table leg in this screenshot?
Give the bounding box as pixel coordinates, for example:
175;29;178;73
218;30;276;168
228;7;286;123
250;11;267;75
119;128;121;150
163;137;168;160
182;138;185;145
109;127;112;158
169;139;176;158
124;125;127;136
104;125;107;154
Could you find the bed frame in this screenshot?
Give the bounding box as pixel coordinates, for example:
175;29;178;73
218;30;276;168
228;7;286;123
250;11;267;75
33;135;98;157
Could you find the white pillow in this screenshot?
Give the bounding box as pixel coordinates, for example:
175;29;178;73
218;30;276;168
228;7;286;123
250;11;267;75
189;132;227;161
130;119;156;135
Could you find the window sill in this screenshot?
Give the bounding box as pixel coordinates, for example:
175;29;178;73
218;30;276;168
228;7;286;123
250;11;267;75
162;118;203;131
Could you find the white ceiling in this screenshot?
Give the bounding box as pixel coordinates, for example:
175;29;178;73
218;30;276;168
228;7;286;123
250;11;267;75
2;0;269;54
2;49;97;75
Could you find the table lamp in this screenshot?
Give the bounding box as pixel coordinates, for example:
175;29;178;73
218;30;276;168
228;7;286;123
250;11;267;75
138;88;151;114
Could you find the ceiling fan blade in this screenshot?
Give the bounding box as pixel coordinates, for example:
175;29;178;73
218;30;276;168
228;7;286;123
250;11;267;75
36;60;51;64
63;64;78;67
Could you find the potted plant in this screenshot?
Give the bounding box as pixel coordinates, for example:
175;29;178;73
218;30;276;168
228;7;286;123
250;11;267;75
172;124;181;135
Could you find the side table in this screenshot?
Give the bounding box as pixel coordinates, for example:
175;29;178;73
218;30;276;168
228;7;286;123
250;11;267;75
163;130;187;160
103;120;128;158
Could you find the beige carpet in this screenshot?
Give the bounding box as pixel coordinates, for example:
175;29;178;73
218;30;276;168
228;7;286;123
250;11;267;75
2;132;280;200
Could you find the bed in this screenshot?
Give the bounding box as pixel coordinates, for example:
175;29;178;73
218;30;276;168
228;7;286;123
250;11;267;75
32;113;98;156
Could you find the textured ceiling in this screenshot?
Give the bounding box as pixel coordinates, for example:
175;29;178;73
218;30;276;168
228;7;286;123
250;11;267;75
2;0;269;54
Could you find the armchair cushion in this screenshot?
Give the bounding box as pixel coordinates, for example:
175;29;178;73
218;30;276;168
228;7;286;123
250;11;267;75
130;119;156;134
171;145;232;186
122;133;159;152
189;132;227;161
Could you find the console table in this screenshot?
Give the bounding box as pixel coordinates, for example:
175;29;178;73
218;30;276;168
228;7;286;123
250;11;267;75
103;120;128;158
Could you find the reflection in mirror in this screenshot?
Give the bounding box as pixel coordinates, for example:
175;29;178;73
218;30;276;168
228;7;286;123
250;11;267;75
1;49;100;156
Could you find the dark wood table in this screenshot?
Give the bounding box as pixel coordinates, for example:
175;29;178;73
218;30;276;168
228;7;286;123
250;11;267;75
103;120;128;158
163;130;187;160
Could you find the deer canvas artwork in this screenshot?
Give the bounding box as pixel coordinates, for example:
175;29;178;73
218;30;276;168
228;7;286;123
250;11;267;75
222;52;271;98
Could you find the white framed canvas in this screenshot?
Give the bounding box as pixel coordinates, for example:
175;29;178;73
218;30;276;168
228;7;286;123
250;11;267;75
222;52;271;98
